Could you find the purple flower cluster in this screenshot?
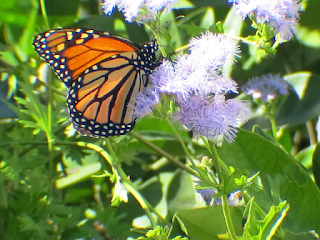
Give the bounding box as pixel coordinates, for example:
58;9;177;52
229;0;301;40
151;34;240;101
102;0;177;22
135;31;251;143
242;74;289;101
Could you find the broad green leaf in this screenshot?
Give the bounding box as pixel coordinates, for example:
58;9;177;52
224;6;242;36
200;7;215;29
296;25;320;48
218;129;320;232
243;201;289;240
173;0;194;9
167;171;197;214
294;144;316;169
277;73;320;126
277;128;292;155
180;23;206;37
284;72;311;100
176;206;242;240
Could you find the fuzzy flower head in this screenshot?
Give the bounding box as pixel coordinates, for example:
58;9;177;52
242;74;289;102
150;32;240;101
101;0;178;23
229;0;301;41
149;31;250;143
173;95;251;143
189;32;241;73
131;86;160;119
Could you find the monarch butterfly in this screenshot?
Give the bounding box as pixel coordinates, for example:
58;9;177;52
32;28;158;137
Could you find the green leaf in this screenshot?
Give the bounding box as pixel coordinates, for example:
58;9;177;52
17;214;49;238
277;128;293;155
167;171;197;213
200;7;215;29
223;168;250;194
224;7;242;37
218;129;320;232
179;23;206;37
176;206;243;240
55;162;102;189
243;201;289;240
252;125;277;143
295;144;315;169
276;72;320;126
137;226;168;240
296;25;320;48
259;201;289;240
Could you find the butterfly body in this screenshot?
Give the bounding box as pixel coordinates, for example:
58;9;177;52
33;28;158;137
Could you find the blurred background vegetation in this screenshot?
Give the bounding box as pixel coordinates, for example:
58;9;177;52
1;0;320;239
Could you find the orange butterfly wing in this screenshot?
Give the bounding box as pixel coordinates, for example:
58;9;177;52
33;28;158;137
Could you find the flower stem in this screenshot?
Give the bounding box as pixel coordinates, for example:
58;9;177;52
165;118;202;179
39;0;50;29
104;139;158;228
221;194;238;240
201;137;221;177
132;132;197;176
117;168;157;227
306;120;317;145
270;116;277;140
72;140;158;228
265;102;277;140
202;138;237;239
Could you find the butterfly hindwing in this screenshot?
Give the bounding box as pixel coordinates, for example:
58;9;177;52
67;52;147;137
33;28;158;137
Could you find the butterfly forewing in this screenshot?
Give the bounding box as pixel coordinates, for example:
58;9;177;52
33;28;140;87
33;28;158;137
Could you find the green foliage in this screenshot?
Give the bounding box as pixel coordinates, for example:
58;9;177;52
1;0;320;239
175;206;243;240
243;200;289;240
219;129;320;233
